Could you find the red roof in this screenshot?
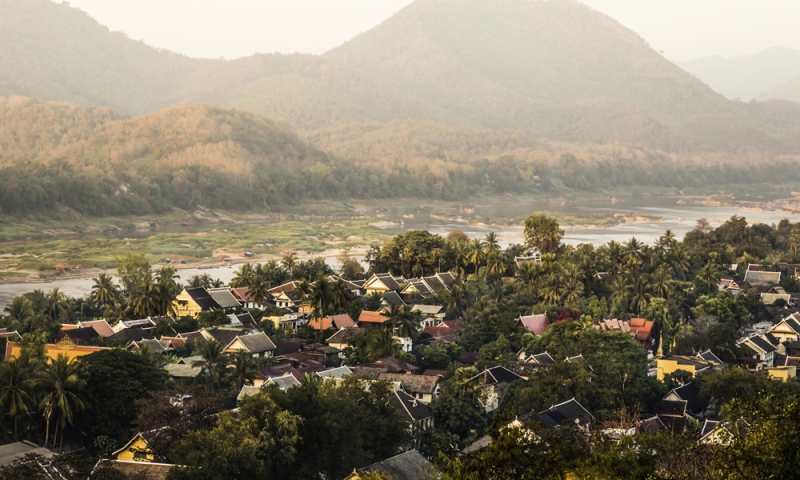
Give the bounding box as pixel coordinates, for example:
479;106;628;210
309;313;356;331
517;314;549;336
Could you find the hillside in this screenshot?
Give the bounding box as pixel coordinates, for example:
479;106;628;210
759;75;800;104
2;0;799;153
678;47;800;102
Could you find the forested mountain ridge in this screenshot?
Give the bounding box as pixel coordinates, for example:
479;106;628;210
3;0;800;153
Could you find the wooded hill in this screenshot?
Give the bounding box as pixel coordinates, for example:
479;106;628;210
3;0;800;153
2;97;800;217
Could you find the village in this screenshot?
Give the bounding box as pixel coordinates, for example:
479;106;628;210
1;215;800;479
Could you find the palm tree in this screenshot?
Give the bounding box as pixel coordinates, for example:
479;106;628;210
790;229;800;257
623;238;644;267
560;277;584;307
610;275;630;312
38;354;87;451
229;350;257;392
91;274;119;306
483;232;501;257
281;253;297;277
46;288;69;322
628;275;651;315
131;276;159;318
606;241;625;274
366;329;400;360
395;307;422;341
652;265;673;299
542;274;562;305
699;262;721;288
247;277;271;308
231;263;256;288
3;297;33;327
467;239;486;274
192;338;228;390
309;276;334;320
0;361;34;438
486;252;506;275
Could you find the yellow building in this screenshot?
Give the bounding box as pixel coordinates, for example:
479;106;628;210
766;365;797;382
653;355;719;381
4;341;109;363
112;432;157;462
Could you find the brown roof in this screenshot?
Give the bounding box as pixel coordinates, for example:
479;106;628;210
326;327;366;345
80;320;115;337
358;310;390;324
268;281;301;294
378;373;439;394
96;460;173;480
309;313;356;331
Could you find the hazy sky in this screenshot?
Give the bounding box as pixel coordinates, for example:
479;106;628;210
62;0;800;61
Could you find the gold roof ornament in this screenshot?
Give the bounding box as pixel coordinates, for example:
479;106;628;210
56;335;76;351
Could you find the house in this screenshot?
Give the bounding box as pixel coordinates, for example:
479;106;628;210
382;291;407;307
516;314;549;335
58;327;99;345
272;290;304;309
528;352;556;365
113;431;158;462
761;286;793;306
378;373;440;404
92;459;173;480
765;364;797;381
652;354;721;381
309;313;356;331
266;312;310;331
519;398;595;432
327;327;366;351
316;366;353;382
664;382;704;417
0;441;55;467
768;314;800;346
111;318;157;333
231;287;256;309
327;275;364;296
4;341;110;363
743;269;781;286
128;338;175;354
223;332;277;358
718;279;741;296
206;287;242;310
468;366;523;412
345;450;435;480
596;318;655;349
358;310;391;329
355;356;418;375
364;273;406;294
61;319;115;337
109;327;154;343
507;361;551;379
390;389;434;437
410;304;446;320
738;334;777;369
515;253;542;268
657;399;689;434
199;327;252;346
164;363;202;379
698;419;749;446
173;288;220;318
225;312;258;331
423;319;461;343
263;373;302;391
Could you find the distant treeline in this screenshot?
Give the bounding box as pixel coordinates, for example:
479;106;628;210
3;156;800;217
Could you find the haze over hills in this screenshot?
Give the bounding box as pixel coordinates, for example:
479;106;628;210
3;0;800;153
678;47;800;102
759;75;800;105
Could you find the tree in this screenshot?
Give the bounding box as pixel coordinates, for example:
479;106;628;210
3;296;33;327
116;254;150;295
229;350;257;392
231;263;255;288
192;338;228;390
246;277;270;308
0;361;34;438
91;274;119;307
78;349;170;443
338;251;365;280
523;214;564;255
38;354;87;451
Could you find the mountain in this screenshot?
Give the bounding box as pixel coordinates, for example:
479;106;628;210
759;75;800;104
3;0;800;153
678;47;800;101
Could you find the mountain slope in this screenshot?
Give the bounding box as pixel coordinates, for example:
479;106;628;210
678;47;800;101
1;0;798;153
759;75;800;104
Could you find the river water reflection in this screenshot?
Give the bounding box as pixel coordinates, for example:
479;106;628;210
0;197;795;309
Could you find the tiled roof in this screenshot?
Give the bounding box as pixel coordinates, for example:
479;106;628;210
421;275;447;293
207;288;242;309
526;398;594;428
668;383;702;414
659;414;688;435
531;352;555;365
309;313;356;331
469;366;522;386
390;389;432;422
697;350;723;364
61;327;99;345
517;314;549;335
378;373;439;394
744;270;781;284
164;363;202;378
358;310;390;324
233;332;277;354
109;327;153;343
326;327;366;345
659;400;687;416
266;374;301;391
411;304;445;316
700;419;720;440
636;416;666;434
268;281;300;295
237;385;262;402
204;327;250;346
316;366;353;379
79;320;115;337
357;356;417;373
355;450;434;480
184;287;221;310
382;291;406;306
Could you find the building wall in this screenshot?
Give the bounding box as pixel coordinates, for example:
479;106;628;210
654;359;696;381
115;437;154;462
173;290;202;318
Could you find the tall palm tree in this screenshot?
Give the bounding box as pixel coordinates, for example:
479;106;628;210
699;262;721;288
38;354;87;451
0;361;34;438
606;240;625;274
542;274;562;305
467;239;486;274
366;329;400;361
395;307;422;341
91;274;119;306
309;276;334;320
444;284;468;318
790;229;800;258
560;277;584;307
3;296;33;326
46;288;69;322
628;274;651;315
247;277;271;308
652;265;673;299
610;275;630;312
483;232;501;257
192;338;228;390
623;238;644;267
231;263;256;288
131;276;159;318
281;253;297;277
228;350;257;392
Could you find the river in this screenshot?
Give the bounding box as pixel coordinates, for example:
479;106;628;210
0;196;795;309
